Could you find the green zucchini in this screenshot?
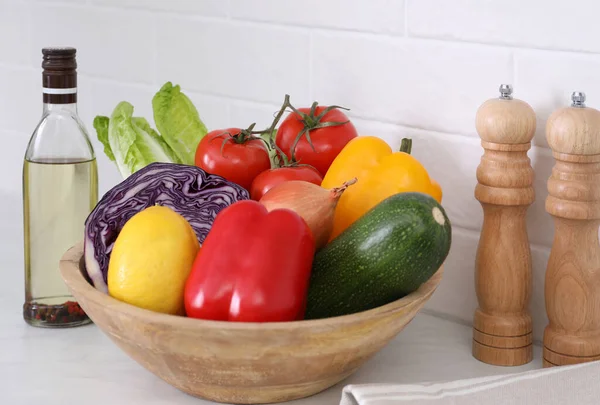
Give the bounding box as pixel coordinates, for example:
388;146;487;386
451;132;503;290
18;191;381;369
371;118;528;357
305;192;451;319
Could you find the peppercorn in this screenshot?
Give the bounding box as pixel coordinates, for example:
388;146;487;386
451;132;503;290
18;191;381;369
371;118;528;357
23;301;90;326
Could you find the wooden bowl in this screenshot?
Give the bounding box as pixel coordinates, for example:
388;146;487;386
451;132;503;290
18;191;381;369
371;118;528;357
60;242;444;404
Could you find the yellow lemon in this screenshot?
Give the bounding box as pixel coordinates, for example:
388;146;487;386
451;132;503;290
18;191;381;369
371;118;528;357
108;205;199;315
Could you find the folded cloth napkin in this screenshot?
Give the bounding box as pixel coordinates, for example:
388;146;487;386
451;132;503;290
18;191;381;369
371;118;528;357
340;360;600;405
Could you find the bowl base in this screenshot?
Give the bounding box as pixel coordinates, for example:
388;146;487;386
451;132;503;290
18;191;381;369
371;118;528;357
171;372;355;404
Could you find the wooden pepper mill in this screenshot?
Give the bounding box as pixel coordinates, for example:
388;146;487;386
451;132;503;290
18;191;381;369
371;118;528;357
543;91;600;367
472;84;536;366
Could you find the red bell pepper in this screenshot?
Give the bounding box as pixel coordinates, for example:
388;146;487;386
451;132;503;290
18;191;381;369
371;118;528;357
184;200;315;322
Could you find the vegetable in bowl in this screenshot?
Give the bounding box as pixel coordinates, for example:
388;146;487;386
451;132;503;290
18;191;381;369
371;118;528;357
94;103;179;178
94;82;208;178
83;162;249;293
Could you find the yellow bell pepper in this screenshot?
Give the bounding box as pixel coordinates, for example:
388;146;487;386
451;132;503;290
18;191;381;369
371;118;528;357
322;136;442;241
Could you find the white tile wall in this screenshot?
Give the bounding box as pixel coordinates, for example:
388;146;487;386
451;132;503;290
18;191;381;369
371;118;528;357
3;0;600;343
313;34;513;136
0;65;39;134
88;80;157;123
90;0;228;16
31;3;157;83
515;50;600;148
229;100;281;131
408;0;600;53
1;129;29;194
156;19;311;105
0;0;32;65
230;0;405;34
186;92;231;131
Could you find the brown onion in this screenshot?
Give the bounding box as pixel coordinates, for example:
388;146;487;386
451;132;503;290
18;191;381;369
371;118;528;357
259;178;357;249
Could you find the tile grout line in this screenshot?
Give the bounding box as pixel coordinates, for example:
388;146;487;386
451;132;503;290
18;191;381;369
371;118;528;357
308;31;314;100
512;51;519;91
151;12;159;87
25;0;600;58
403;0;409;37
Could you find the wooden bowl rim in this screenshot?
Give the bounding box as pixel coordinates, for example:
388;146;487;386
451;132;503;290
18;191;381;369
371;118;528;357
60;242;444;332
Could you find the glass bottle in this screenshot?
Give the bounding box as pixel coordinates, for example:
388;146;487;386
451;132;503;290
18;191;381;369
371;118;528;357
22;47;98;327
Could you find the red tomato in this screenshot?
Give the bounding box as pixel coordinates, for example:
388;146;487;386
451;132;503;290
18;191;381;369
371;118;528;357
250;165;323;201
195;128;271;191
275;106;358;176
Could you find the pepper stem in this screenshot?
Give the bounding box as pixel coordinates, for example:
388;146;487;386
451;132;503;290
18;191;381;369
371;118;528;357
331;178;358;199
400;138;412;154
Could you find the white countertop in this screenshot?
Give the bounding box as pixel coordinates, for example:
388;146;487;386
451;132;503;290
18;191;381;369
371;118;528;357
0;194;543;404
0;308;544;404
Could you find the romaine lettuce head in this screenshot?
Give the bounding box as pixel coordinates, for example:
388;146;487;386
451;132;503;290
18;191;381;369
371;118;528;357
152;82;208;165
95;101;178;178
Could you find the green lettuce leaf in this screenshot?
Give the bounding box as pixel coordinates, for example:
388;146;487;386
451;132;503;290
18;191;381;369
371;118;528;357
93;116;114;161
105;101;178;178
152;82;208;165
132;117;180;164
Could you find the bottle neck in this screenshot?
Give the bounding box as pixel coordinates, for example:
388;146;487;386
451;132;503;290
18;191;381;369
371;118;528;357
43;102;78;115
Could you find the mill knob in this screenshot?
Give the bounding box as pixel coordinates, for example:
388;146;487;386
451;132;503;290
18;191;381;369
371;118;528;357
475;84;536;145
499;83;513;100
546;92;600;156
571;91;586;107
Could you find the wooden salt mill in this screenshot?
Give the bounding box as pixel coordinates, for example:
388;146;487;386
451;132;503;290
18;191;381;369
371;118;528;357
472;84;536;366
543;91;600;367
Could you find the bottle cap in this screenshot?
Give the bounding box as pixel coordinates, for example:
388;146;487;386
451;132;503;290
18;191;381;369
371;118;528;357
41;47;77;104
